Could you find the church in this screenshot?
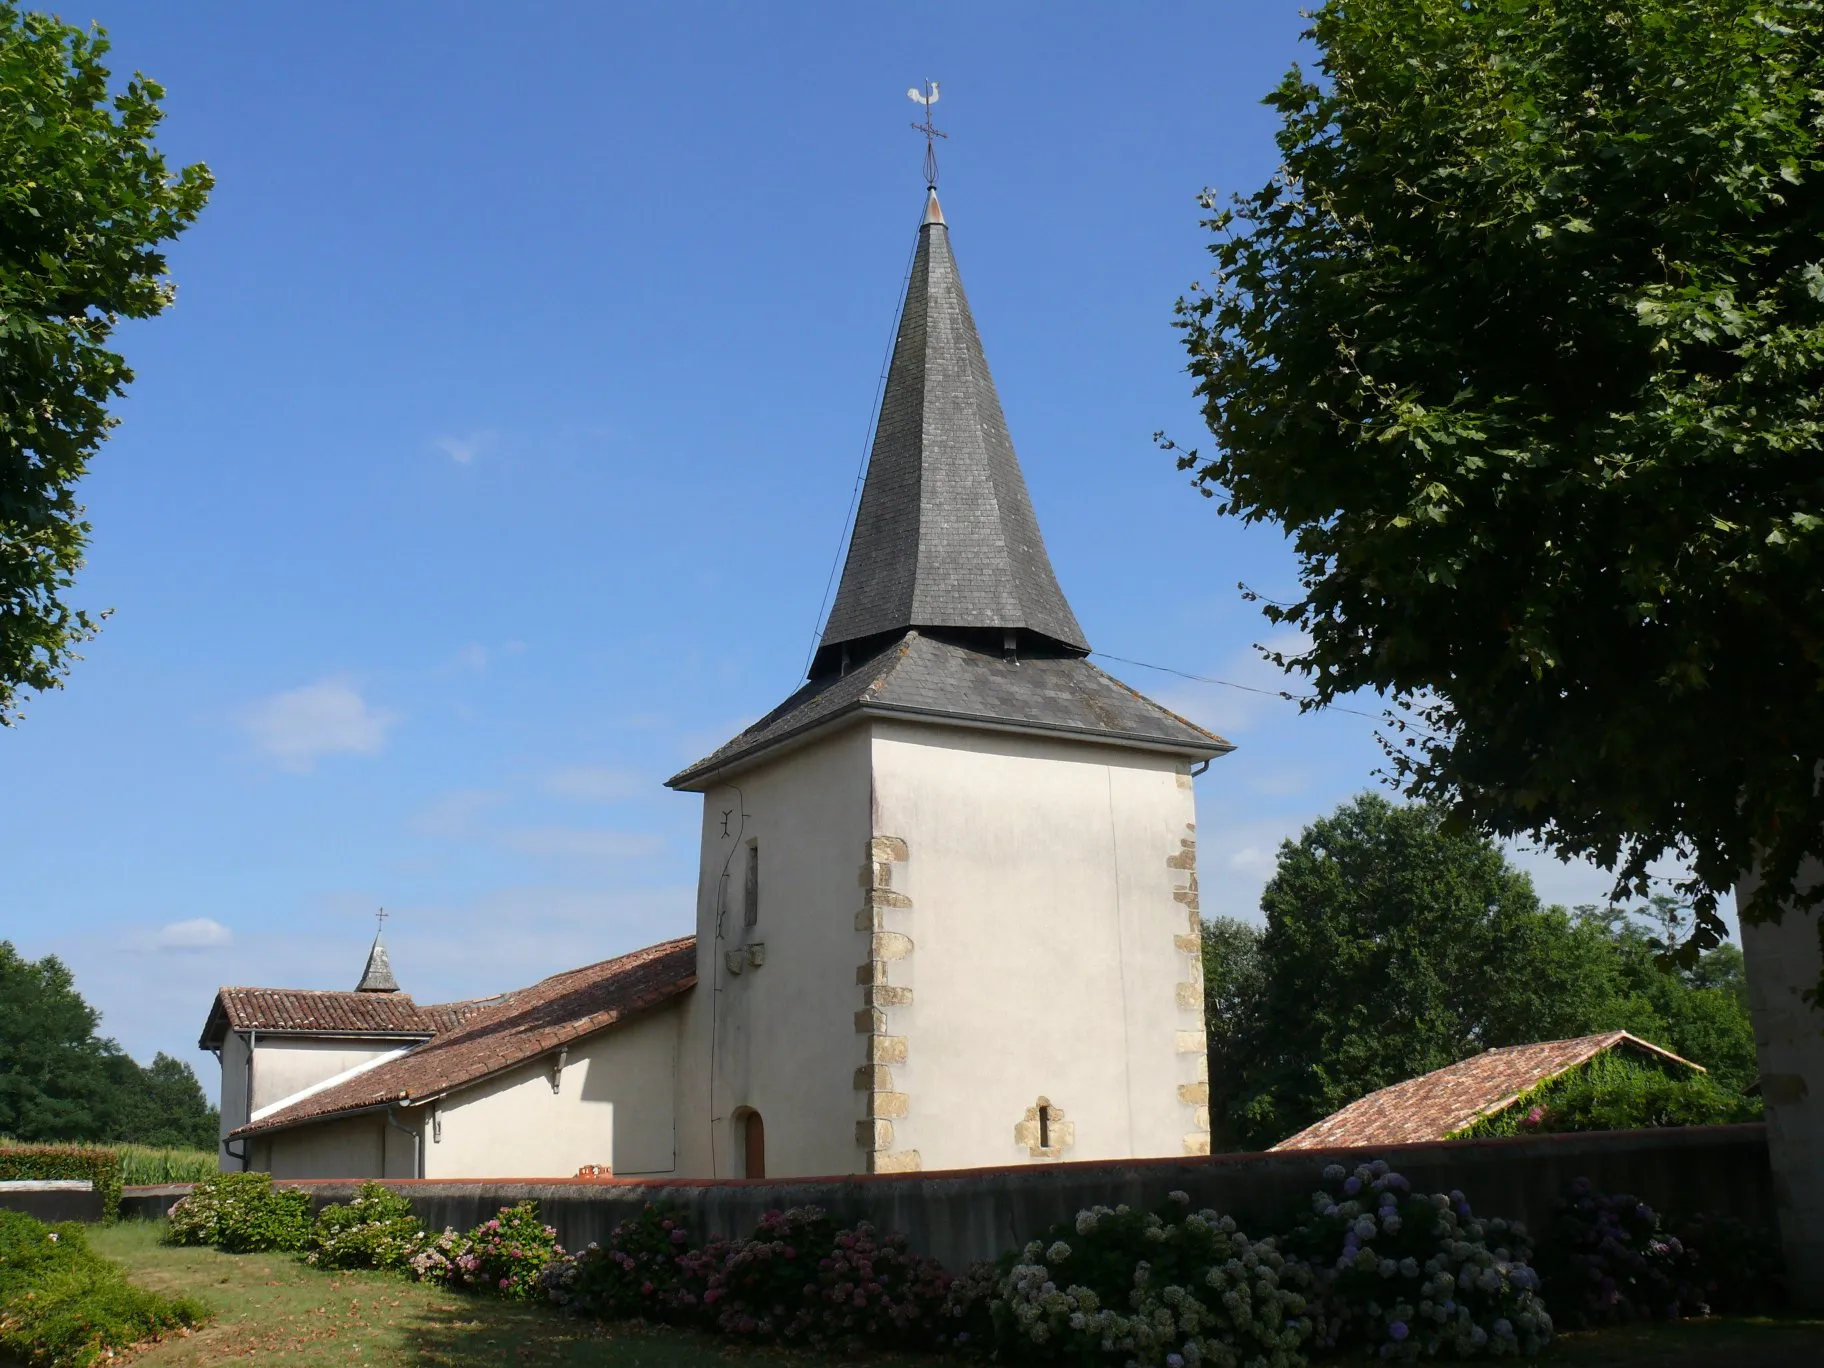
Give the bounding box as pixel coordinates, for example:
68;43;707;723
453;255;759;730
203;187;1231;1181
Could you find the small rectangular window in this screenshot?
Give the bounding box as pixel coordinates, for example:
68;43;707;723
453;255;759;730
1038;1104;1051;1149
743;840;759;927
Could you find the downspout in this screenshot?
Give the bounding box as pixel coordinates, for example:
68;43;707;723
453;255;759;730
242;1030;256;1171
386;1106;422;1179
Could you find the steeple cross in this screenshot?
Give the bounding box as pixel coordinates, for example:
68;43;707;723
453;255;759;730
907;80;947;189
375;907;388;930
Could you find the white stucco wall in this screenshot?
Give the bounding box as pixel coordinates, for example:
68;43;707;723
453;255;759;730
424;1004;681;1179
252;1038;414;1113
674;724;875;1179
256;1112;416;1180
867;722;1207;1171
217;1034;408;1171
1738;864;1824;1309
217;1034;249;1170
672;715;1210;1179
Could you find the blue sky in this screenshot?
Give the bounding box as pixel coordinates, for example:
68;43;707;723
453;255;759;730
1;1;1645;1096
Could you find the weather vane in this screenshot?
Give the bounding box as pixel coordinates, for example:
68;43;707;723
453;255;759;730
907;79;946;189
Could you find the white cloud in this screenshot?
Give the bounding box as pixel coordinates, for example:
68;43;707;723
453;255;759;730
455;643;488;673
435;430;494;464
242;679;397;772
501;828;664;859
137;918;233;952
540;765;642;802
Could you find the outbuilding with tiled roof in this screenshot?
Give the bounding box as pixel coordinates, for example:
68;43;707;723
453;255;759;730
1271;1031;1704;1152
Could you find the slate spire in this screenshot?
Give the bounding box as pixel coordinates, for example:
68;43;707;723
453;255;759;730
813;189;1088;674
355;930;399;994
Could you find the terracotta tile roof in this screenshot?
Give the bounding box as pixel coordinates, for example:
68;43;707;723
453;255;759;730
199;988;444;1047
418;998;498;1034
232;937;697;1137
1270;1031;1702;1152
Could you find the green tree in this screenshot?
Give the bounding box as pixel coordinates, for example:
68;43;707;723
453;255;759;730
1574;902;1760;1093
1200;916;1268;1152
1231;795;1616;1146
1208;796;1761;1149
0;941;218;1146
1;5;211;722
0;940;116;1139
1168;0;1824;969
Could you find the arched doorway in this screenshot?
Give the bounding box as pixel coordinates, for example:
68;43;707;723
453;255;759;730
738;1108;765;1179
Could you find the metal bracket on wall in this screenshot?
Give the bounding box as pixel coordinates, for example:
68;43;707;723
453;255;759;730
549;1045;568;1094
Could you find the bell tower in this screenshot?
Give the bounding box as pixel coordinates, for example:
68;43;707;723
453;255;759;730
667;189;1230;1177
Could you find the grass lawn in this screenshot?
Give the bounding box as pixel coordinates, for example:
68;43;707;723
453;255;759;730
88;1221;904;1367
1548;1314;1824;1367
85;1220;1824;1367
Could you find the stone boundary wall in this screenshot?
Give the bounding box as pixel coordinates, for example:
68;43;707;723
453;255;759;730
122;1124;1770;1270
0;1185;104;1224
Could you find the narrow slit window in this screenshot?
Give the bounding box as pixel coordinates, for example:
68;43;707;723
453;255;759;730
1038;1104;1051;1149
743;840;759;927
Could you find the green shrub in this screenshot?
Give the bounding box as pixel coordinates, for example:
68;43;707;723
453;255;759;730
165;1173;311;1253
1452;1053;1760;1139
0;1210;207;1366
0;1146;122;1222
307;1183;426;1271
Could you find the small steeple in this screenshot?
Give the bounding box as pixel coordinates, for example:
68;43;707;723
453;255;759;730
812;191;1088;675
355;910;399;993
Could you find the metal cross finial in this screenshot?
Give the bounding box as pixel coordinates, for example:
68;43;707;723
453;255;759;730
907;79;946;189
375;907;388;930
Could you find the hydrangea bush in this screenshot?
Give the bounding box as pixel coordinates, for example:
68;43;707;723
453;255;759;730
541;1203;696;1320
407;1226;474;1287
413;1202;563;1299
165;1173;311;1253
1284;1161;1550;1359
978;1192;1313;1367
1532;1180;1784;1326
1667;1212;1786;1316
542;1205;953;1349
306;1182;427;1271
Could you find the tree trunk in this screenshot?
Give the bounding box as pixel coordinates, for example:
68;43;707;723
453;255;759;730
1737;862;1824;1311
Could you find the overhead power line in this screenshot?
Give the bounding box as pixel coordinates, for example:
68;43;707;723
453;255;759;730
1090;651;1384;721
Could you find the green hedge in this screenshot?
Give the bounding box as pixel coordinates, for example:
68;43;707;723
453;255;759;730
0;1147;122;1222
0;1209;207;1366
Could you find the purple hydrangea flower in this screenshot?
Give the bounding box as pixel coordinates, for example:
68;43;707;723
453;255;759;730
1389;1321;1409;1341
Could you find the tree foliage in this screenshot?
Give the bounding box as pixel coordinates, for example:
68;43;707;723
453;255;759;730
0;940;217;1148
1202;795;1760;1149
1171;0;1824;971
0;4;210;721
